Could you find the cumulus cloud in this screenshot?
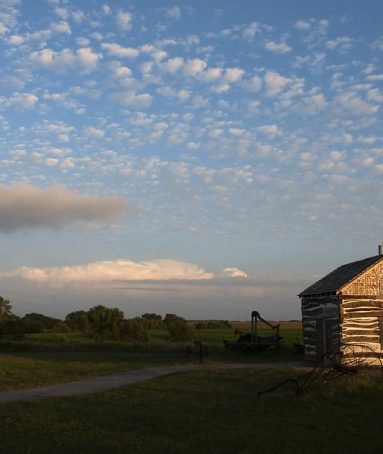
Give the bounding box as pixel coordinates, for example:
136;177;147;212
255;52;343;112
264;71;290;96
325;36;353;52
182;58;207;76
4;259;214;284
31;47;101;73
101;43;139;58
109;90;153;107
158;57;184;73
257;124;281;137
165;6;181;20
9;92;38;110
117;10;133;31
336;91;379;115
0;184;129;232
242;22;258;41
222;267;248;278
264;40;292;54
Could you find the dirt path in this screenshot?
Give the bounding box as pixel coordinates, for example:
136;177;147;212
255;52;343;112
0;361;306;404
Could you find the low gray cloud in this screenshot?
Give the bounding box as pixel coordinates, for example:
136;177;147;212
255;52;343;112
0;183;129;232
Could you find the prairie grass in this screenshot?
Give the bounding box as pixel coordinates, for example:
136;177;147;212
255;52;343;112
0;367;382;453
0;351;188;391
0;323;303;391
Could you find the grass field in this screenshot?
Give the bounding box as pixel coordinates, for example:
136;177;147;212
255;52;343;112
1;367;382;453
0;323;303;391
1;323;383;453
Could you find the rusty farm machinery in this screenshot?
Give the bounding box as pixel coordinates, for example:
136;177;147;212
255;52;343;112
224;310;283;353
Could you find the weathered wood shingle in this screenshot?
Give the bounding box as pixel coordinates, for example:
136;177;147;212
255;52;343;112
299;255;383;297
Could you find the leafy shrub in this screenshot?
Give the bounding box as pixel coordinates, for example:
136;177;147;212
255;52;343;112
121;318;149;342
22;313;67;332
0;319;25;340
65;310;90;331
141;313;164;329
85;305;125;341
164;314;193;342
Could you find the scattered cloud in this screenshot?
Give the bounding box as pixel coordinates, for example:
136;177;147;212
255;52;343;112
165;6;181;20
116;10;133;31
242;22;258;41
109;90;153;107
325;36;353;52
31;47;101;73
264;71;290;96
222;267;248;278
264;40;292;54
101;43;139;58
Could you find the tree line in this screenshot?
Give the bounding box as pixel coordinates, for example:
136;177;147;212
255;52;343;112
0;296;195;342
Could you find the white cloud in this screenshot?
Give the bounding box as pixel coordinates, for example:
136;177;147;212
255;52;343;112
182;58;207;76
243;75;262;92
367;88;383;104
45;157;59;166
158;57;184;73
157;86;191;101
264;40;292;54
197;67;222;82
110;90;153;107
223;267;248;278
257;124;281;137
117;10;133;31
101;43;139;58
102;4;112;15
366;74;383;82
165;6;181;20
51;21;71;35
242;22;258;41
0;22;8;35
325;36;353;52
84;126;105;138
336;91;379;115
8;34;24;45
222;67;245;83
294;20;311;30
5;259;214;284
31;47;101;73
0;184;129;232
264;71;290;96
9;92;38;110
372;37;383;51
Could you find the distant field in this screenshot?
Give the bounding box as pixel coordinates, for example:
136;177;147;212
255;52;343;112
0;323;303;391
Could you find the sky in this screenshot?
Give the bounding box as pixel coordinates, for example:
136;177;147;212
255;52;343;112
0;0;383;321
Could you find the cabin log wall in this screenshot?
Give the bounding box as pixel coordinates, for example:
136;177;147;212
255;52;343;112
340;296;383;353
301;295;340;362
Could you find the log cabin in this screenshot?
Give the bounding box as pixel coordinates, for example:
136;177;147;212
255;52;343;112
299;247;383;363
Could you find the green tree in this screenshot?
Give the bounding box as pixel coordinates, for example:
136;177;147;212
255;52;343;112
141;313;163;329
65;310;90;331
85;305;125;341
22;313;67;332
164;313;193;342
0;296;15;320
121;318;149;342
0;319;25;339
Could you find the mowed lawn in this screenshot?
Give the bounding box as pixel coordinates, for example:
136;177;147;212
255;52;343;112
1;367;382;454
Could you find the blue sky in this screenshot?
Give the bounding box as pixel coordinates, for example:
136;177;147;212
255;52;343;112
0;0;383;320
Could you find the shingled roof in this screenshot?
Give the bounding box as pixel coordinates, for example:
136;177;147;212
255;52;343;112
299;255;383;297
